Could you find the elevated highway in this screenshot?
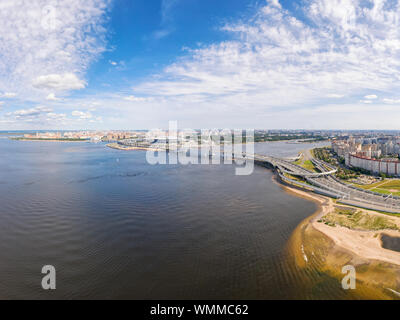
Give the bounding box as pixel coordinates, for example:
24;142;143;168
245;152;400;214
126;141;400;214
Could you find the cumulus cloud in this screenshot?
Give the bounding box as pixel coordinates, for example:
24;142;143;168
382;98;400;104
33;73;86;91
1;104;96;128
327;94;345;98
124;95;150;102
46;93;60;101
1;92;17;98
5;106;61;124
12;106;53;117
72;110;92;119
0;0;110;97
267;0;281;8
7;0;400;129
45;112;67;121
131;0;400;128
90;116;103;123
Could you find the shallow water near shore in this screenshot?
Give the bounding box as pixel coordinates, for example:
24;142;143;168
381;234;400;253
0;137;375;299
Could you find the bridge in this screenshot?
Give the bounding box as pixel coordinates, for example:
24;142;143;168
250;154;337;178
120;139;400;214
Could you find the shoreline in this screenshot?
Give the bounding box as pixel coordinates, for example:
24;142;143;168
106;143;165;152
279;180;400;299
282;184;400;265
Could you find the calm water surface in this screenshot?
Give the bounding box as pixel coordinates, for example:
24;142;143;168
0;138;355;299
381;234;400;253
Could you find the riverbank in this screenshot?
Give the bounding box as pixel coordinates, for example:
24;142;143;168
281;183;400;299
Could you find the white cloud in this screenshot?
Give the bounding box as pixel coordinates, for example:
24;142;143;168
6;106;55;122
327;94;344;98
46;112;67;121
33;73;86;91
13;106;52;117
46;93;61;101
0;0;110;98
89;116;103;123
364;94;378;100
124;95;149;102
2;92;17;98
383;98;400;104
267;0;281;9
131;0;400;128
0;104;88;128
7;0;400;129
72;110;92;119
360;100;373;104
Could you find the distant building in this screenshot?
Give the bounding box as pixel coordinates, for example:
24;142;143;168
346;153;400;176
333;136;400;176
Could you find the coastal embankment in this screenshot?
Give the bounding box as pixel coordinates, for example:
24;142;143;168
106;142;166;151
282;183;400;299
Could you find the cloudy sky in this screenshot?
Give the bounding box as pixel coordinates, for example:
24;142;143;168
2;0;400;130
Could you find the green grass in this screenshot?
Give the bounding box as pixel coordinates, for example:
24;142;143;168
355;181;385;189
371;188;392;195
352;179;400;190
294;158;302;165
283;173;314;186
302;160;316;171
352;179;400;196
319;208;399;231
294;156;318;172
371;188;400;197
378;180;400;189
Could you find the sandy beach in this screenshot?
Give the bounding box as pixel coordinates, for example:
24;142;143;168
280;181;400;299
285;186;400;265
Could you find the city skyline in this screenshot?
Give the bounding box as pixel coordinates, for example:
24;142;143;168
2;0;400;130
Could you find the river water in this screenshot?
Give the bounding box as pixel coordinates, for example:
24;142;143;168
381;234;400;253
0;137;360;299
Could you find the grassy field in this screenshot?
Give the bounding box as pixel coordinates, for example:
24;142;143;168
351;179;400;196
294;156;317;172
318;207;399;231
353;181;386;189
283;173;314;186
377;180;400;190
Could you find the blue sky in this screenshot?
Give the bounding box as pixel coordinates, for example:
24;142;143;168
2;0;400;130
88;0;260;94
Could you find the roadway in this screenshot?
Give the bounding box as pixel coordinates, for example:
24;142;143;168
248;151;400;214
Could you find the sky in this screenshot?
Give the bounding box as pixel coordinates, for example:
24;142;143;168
2;0;400;130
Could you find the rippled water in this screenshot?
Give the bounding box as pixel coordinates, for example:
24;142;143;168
0;138;356;299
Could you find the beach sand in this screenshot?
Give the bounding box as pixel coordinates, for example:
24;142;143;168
280;182;400;299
